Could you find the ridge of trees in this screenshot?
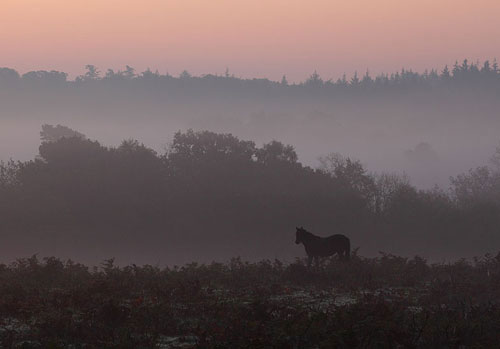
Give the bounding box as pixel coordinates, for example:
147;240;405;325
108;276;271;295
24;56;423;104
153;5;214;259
1;59;499;93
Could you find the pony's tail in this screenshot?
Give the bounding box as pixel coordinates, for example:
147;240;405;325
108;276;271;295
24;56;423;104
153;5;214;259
345;239;351;261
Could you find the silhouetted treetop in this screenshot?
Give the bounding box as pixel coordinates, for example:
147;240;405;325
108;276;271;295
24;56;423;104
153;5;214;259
256;141;298;165
318;153;375;202
22;70;67;84
40;124;86;143
167;130;256;163
77;65;100;81
38;136;104;166
0;68;20;85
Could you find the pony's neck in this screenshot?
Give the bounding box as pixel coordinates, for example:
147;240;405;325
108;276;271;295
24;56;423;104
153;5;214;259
301;231;318;242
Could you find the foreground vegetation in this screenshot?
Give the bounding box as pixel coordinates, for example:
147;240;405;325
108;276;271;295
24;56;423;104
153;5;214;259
1;253;500;347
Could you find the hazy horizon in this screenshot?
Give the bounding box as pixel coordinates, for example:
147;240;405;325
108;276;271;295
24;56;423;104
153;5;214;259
3;0;500;82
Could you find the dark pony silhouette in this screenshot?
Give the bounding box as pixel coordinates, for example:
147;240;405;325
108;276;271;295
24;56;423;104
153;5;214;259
295;227;350;266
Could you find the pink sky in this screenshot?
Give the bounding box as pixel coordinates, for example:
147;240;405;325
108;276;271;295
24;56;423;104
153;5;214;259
2;0;500;81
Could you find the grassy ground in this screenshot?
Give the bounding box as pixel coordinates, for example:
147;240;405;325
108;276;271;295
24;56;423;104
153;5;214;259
1;251;500;348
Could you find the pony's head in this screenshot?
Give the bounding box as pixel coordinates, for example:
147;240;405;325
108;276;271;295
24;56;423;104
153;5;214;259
295;226;307;244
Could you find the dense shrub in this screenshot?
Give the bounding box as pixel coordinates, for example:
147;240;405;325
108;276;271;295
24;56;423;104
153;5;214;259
1;255;500;347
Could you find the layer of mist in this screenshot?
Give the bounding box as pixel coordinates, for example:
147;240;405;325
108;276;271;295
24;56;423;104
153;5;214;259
2;125;500;265
1;61;500;265
1;61;500;189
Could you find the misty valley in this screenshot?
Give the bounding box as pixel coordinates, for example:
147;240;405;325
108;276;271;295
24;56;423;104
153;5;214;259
2;123;500;265
2;62;500;347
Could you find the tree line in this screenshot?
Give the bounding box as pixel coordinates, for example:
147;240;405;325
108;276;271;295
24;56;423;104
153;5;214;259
1;125;500;262
1;59;500;96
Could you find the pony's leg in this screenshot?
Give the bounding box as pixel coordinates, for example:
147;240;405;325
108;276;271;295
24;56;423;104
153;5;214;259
314;257;319;268
307;255;313;267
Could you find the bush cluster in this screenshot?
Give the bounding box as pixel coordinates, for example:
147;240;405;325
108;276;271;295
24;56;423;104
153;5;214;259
1;254;500;347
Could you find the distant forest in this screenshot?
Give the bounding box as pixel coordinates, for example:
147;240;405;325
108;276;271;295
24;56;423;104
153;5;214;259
1;59;500;97
1;126;500;264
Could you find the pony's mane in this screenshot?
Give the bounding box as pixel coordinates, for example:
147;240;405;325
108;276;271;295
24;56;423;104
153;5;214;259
297;228;317;238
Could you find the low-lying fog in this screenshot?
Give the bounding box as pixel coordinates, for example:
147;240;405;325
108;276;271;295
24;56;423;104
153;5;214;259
1;101;498;189
3;66;500;265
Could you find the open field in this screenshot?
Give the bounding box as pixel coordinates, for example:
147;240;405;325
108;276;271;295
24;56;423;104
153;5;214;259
1;252;500;348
